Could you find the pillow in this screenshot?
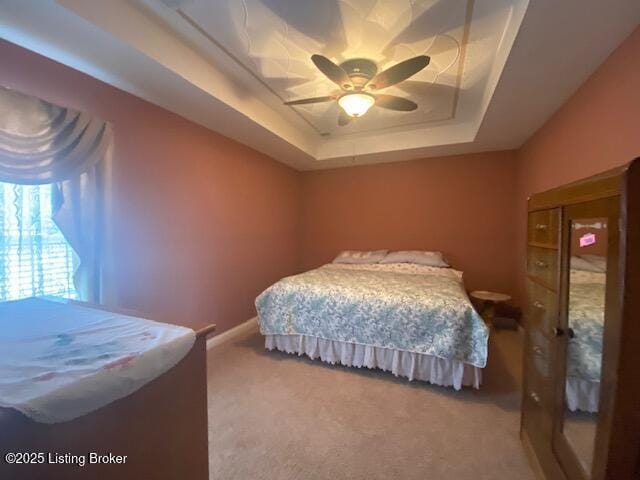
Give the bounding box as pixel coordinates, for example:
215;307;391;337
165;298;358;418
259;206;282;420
380;250;449;267
332;250;388;264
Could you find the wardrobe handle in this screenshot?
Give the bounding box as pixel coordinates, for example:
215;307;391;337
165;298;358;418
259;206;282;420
533;301;545;310
532;346;543;356
534;260;548;268
553;327;564;337
535;224;548;231
530;392;541;405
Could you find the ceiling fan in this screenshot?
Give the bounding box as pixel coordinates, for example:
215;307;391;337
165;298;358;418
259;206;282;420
284;54;430;126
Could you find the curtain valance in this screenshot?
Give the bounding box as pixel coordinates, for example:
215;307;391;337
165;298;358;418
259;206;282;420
0;85;113;303
0;86;110;184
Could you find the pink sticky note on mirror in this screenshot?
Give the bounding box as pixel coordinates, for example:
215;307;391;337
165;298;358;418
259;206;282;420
580;233;596;247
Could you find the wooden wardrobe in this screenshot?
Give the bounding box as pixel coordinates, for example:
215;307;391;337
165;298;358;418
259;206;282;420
521;158;640;480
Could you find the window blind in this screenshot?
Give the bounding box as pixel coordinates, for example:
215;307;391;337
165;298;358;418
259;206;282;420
0;182;79;302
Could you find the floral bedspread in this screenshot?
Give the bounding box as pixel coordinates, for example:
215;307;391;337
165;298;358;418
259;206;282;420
255;264;489;367
567;271;606;382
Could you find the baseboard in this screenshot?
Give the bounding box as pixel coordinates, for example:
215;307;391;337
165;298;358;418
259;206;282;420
206;317;258;350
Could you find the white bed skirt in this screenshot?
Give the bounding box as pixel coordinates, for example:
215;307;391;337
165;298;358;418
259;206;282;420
264;334;482;390
566;377;599;413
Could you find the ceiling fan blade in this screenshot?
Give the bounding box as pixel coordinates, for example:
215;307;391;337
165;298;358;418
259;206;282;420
284;96;335;106
374;94;418;111
368;55;430;90
338;110;352;126
311;54;353;90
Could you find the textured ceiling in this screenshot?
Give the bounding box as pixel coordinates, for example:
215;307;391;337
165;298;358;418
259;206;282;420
145;0;530;162
3;0;638;169
178;0;470;137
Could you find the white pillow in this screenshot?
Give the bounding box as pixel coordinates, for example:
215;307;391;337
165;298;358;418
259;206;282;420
332;250;388;264
380;250;449;268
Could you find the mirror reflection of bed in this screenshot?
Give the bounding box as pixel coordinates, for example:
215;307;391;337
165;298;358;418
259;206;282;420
562;218;607;475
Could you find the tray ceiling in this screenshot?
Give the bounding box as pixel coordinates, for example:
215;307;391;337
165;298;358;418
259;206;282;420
177;0;470;137
2;0;639;169
140;0;529;163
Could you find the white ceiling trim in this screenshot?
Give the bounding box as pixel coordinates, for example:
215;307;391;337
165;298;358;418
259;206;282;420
58;0;319;160
1;0;314;169
1;0;639;170
136;0;531;162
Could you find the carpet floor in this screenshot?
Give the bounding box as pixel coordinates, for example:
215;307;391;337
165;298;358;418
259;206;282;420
207;327;536;480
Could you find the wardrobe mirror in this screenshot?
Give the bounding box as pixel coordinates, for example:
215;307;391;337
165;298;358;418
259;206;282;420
562;217;608;476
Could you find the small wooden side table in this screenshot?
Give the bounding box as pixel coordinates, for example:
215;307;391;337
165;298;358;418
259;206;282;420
470;290;512;327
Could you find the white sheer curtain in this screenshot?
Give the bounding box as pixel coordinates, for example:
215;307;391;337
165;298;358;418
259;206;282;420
0;86;112;303
0;182;79;301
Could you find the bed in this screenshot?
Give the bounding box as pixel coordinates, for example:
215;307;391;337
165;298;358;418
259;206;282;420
0;297;215;480
565;266;606;413
255;261;489;389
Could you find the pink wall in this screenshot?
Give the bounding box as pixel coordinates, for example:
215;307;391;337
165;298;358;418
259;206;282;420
2;24;637;325
300;151;519;296
0;39;301;333
514;26;640;302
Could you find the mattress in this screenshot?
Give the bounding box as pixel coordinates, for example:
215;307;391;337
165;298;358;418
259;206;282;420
0;297;195;423
255;263;489;372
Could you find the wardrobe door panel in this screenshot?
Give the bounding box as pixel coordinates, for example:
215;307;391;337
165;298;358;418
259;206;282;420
552;198;619;480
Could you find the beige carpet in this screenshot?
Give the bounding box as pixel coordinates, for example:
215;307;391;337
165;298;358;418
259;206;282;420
207;327;535;480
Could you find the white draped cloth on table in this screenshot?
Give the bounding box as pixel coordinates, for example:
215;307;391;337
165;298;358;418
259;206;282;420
0;298;195;423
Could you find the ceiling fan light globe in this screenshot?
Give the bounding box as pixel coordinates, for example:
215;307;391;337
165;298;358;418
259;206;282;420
338;93;375;118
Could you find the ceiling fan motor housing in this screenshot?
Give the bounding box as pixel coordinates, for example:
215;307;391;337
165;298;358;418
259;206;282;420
284;54;425;125
339;58;378;89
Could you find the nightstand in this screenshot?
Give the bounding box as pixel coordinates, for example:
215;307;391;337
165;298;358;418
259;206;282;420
470;290;511;327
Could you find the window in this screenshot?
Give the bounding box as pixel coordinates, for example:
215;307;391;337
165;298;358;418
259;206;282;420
0;182;79;302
